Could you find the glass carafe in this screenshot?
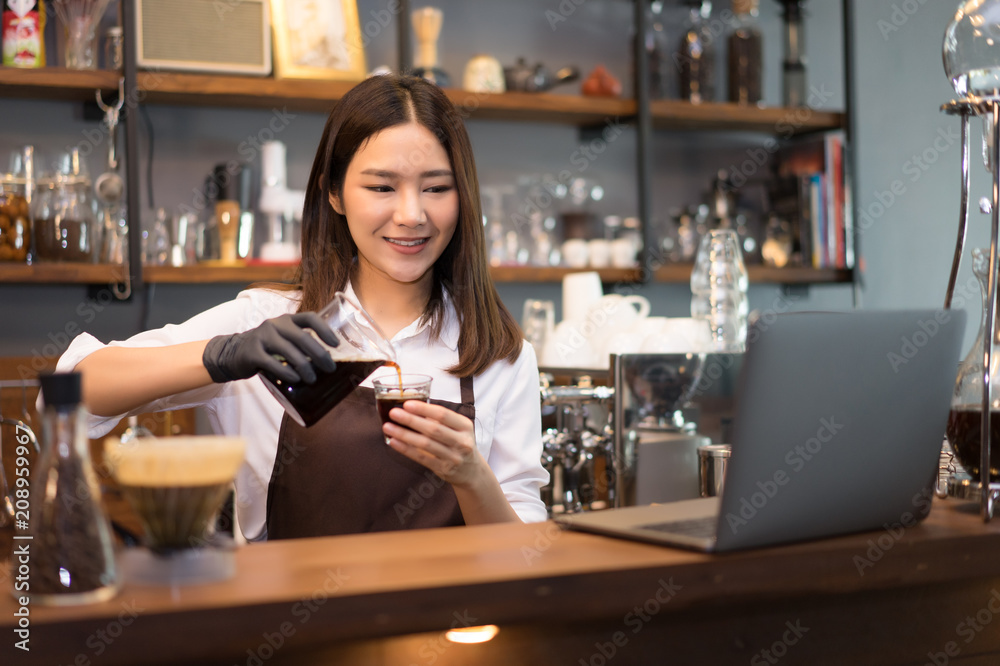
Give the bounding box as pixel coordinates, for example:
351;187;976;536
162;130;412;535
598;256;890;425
24;372;119;605
947;247;1000;481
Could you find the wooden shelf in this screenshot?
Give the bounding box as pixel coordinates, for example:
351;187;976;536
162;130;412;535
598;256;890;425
143;264;298;284
0;66;120;102
136;72;359;113
656;264;854;284
136;263;851;285
650;99;845;134
131;71;842;133
444;89;636;126
0;263;124;284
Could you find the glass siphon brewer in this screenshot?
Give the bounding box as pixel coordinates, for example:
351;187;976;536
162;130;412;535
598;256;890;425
940;0;1000;520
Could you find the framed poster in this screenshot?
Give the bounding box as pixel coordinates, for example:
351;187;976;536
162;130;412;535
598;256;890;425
271;0;366;80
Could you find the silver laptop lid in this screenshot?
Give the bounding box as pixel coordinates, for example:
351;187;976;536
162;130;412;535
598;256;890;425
714;309;966;551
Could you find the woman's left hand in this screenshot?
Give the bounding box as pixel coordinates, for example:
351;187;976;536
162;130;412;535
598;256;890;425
383;400;484;487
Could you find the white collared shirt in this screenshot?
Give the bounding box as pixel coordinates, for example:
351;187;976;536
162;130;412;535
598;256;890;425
56;284;549;540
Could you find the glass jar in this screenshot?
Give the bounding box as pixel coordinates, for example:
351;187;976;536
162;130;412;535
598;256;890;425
0;178;32;263
947;247;1000;482
33;150;97;263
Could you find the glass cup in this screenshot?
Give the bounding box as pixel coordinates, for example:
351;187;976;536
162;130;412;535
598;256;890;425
373;374;432;445
522;299;555;357
260;292;398;427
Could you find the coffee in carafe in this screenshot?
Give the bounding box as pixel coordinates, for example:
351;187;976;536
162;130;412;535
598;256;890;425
260;292;398;427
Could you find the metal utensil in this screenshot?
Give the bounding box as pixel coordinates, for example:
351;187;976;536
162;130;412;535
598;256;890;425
94;79;125;207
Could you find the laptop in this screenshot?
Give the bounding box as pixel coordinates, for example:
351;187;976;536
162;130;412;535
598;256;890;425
555;309;967;552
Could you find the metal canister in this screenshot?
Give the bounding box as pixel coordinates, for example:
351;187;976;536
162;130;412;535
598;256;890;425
698;443;732;498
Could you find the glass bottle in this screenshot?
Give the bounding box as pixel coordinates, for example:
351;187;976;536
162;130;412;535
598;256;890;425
947;248;1000;482
690;229;749;353
633;0;671;99
25;372;119;605
676;0;716;104
728;0;763;105
776;0;807;107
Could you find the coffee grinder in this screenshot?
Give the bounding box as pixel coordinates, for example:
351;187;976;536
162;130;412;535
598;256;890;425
610;353;709;507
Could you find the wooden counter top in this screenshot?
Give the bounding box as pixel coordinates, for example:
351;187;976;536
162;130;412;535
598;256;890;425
4;499;1000;665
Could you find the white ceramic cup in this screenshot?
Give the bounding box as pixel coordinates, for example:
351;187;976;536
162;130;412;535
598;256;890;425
611;237;637;268
588;239;611;268
562;271;603;323
562;239;589;268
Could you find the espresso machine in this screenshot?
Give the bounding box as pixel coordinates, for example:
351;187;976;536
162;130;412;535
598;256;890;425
538;352;712;515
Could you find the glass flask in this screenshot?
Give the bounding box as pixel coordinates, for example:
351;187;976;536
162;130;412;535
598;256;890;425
25;372;119;605
947;248;1000;482
943;0;1000;98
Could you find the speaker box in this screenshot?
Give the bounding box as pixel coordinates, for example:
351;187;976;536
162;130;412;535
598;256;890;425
135;0;272;75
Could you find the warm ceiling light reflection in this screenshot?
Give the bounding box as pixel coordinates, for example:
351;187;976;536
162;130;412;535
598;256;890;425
444;625;500;644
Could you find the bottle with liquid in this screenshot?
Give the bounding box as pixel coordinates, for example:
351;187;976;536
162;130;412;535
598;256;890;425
676;0;716;104
727;0;763;105
24;372;119;605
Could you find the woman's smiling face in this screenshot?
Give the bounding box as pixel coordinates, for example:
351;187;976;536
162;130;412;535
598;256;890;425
330;121;459;288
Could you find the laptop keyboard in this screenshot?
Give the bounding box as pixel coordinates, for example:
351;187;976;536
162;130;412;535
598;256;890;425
639;516;718;539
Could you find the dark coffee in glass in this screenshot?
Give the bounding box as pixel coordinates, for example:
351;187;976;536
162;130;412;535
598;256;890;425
373;374;432;444
263;359;397;427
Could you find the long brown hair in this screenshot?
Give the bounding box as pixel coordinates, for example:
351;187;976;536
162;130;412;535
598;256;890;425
284;75;521;377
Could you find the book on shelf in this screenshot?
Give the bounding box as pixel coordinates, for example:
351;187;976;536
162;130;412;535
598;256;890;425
772;131;852;270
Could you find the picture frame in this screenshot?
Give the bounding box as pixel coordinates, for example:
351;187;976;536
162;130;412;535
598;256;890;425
270;0;367;80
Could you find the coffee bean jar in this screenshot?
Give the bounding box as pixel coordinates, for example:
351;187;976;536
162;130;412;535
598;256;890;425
0;184;31;263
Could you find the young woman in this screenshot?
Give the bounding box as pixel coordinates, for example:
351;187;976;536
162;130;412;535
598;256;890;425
59;75;548;541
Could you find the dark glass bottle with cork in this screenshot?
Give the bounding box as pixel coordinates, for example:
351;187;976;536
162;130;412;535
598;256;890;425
727;0;763;105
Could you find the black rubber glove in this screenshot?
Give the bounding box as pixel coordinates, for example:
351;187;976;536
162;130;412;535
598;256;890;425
203;313;340;384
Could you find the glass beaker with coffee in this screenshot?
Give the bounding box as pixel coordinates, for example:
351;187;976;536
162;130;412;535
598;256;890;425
260;292;399;427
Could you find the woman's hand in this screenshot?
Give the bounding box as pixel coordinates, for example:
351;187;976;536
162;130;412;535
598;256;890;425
383;400;485;487
202;313;339;384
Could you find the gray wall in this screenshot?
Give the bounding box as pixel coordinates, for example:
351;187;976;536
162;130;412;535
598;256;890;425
0;1;975;359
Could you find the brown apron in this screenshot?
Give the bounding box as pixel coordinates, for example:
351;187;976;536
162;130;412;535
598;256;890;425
265;376;474;539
